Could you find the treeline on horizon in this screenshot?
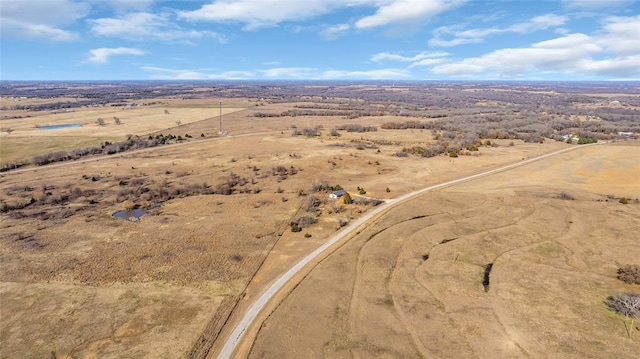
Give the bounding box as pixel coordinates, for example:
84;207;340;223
1;82;638;171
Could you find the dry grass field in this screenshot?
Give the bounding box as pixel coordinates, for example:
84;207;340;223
1;89;637;359
249;142;640;359
0;98;250;164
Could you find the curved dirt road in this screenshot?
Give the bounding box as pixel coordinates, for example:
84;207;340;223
217;143;598;359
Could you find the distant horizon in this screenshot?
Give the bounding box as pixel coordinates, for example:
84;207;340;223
2;1;639;82
2;79;640;84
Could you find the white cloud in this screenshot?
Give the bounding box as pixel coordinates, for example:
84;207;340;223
510;14;568;32
581;55;640;77
178;0;339;30
88;47;146;64
597;15;640;55
371;51;448;63
141;66;254;80
101;0;155;13
260;67;318;78
89;12;225;42
562;0;636;10
0;19;78;41
0;0;87;41
142;65;408;80
0;0;88;26
320;24;351;40
432;34;599;76
430;13;568;47
178;0;463;31
409;57;449;68
426;12;640;79
354;0;465;29
321;69;410;79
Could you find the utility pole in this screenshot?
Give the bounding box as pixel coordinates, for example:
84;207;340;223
219;100;223;134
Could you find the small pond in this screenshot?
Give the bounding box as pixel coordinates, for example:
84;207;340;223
39;124;82;130
112;208;145;221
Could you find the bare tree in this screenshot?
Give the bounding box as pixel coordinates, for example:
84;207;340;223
96;118;105;126
175;120;182;126
302;194;320;212
164;109;170;114
113;116;121;125
2;127;14;134
606;293;640;338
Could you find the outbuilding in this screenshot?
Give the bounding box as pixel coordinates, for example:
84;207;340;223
329;189;347;199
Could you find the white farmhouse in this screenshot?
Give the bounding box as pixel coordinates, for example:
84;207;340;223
329;189;347;199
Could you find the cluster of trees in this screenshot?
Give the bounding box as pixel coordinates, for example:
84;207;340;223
4;81;639;123
396;132;484;158
30;133;192;167
254;108;387;119
292;127;321;137
334;123;378;133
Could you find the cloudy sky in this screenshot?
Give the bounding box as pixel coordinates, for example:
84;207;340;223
1;0;639;81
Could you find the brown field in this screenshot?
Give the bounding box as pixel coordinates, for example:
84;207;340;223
1;90;638;359
248;142;640;359
0;98;251;164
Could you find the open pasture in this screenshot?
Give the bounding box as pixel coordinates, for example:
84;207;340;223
1;82;638;358
249;142;640;359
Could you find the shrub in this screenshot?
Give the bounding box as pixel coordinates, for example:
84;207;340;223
343;192;353;204
449;151;458;158
620;197;628;204
578;137;598;144
304;233;312;238
617;265;640;284
357;187;366;195
558;192;575;200
290;223;301;232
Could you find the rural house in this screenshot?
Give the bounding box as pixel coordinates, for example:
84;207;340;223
329;189;347;199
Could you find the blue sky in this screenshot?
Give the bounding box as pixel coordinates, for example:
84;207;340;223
1;0;639;81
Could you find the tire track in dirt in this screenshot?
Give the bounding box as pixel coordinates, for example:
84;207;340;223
347;223;403;358
347;215;435;358
478;200;569;357
403;195;535;357
388;247;432;359
347;211;464;358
